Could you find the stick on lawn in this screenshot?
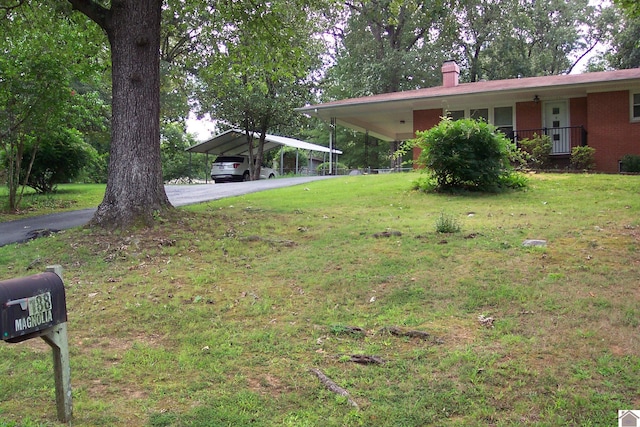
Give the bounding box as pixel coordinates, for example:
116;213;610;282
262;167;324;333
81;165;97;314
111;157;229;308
309;368;359;408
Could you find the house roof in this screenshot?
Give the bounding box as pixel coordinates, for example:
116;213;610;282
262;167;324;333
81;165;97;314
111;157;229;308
296;68;640;142
185;129;342;156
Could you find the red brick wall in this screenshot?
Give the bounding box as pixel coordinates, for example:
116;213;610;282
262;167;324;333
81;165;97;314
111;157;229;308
570;97;588;128
515;101;542;130
588;91;640;172
412;109;443;167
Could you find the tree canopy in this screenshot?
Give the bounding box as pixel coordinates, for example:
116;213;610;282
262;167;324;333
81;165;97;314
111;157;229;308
0;1;106;210
194;0;329;179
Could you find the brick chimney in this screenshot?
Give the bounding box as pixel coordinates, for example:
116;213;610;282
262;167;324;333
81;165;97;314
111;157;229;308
441;60;460;87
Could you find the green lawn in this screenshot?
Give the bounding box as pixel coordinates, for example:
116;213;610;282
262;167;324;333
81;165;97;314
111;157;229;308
0;173;639;426
0;184;105;222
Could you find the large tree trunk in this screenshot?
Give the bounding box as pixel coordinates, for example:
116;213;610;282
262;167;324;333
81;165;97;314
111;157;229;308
70;0;171;229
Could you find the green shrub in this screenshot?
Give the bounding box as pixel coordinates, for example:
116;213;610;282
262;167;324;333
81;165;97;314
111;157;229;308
435;211;461;233
620;154;640;173
20;128;97;193
570;146;596;171
518;134;552;169
316;161;348;175
499;171;529;189
411;174;438;193
413;118;524;192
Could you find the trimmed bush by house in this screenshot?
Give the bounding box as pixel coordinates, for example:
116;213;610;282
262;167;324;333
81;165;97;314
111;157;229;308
570;146;596;171
413;118;526;192
518;133;552;170
620;154;640;173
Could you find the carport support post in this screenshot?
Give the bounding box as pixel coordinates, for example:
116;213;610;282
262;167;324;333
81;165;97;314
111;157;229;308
42;265;72;423
280;148;284;175
329;117;336;174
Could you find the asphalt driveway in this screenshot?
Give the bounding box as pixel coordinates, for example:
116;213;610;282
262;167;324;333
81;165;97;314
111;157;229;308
0;176;337;247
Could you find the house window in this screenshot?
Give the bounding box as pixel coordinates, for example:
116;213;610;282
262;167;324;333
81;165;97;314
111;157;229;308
448;110;465;120
443;106;513;135
633;93;640;121
470;108;489;121
494;106;513;136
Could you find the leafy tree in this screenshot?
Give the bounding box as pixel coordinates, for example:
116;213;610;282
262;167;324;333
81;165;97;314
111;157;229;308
196;0;327;180
325;0;450;98
598;6;640;70
447;0;601;80
615;0;640;18
446;0;514;82
413;118;521;192
21;128;98;193
322;0;451;169
160;122;198;181
0;2;99;210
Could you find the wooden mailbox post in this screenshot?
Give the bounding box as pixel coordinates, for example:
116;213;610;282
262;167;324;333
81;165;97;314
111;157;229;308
0;265;72;423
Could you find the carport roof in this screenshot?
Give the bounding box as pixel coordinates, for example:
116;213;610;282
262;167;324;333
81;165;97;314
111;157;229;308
185;129;342;155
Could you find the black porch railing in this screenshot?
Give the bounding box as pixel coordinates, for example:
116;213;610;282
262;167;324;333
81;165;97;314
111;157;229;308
512;126;587;155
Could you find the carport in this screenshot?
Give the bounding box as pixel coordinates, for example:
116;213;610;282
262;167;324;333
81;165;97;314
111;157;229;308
186;129;342;180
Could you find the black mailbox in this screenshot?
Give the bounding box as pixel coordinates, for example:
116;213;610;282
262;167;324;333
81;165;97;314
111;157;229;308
0;272;67;343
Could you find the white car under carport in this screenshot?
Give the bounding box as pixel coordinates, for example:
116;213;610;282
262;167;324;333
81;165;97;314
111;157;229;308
186;129;342;182
210;155;277;183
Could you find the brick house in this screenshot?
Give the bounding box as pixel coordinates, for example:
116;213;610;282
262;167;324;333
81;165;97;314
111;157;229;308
297;62;640;173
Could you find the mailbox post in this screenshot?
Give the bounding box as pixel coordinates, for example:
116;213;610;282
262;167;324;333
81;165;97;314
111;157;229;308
0;265;72;423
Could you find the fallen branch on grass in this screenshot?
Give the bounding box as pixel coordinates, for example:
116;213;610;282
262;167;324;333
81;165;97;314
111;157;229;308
309;368;359;408
240;235;297;247
381;326;435;341
348;354;385;365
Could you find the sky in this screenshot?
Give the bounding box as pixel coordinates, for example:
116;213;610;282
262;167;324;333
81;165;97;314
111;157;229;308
186;112;218;142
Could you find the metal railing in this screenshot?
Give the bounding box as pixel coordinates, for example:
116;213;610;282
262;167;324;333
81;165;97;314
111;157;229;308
513;126;587;155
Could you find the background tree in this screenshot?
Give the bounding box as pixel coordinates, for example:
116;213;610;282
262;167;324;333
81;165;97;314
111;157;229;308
0;2;103;210
615;0;640;18
195;0;327;180
325;0;450;98
590;4;640;70
446;0;600;80
322;0;451;169
446;0;513;82
160;122;199;182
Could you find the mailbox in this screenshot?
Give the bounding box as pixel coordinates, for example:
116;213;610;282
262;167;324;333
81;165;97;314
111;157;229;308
0;272;67;343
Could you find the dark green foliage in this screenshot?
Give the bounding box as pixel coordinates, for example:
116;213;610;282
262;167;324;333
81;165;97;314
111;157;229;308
570;146;596;170
22;129;98;194
161;122;199;181
620;154;640;173
414;118;525;192
410;175;438;193
518;134;553;169
316;162;349;175
615;0;640;18
78;151;108;184
269;146;308;174
498;171;529;189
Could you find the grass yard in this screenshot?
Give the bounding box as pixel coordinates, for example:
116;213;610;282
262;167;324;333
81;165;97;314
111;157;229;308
0;184;105;222
0;173;639;426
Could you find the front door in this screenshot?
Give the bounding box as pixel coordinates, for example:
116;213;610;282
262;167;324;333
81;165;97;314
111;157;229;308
544;101;569;154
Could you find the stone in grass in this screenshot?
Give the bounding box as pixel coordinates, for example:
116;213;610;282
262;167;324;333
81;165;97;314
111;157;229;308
522;239;547;247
